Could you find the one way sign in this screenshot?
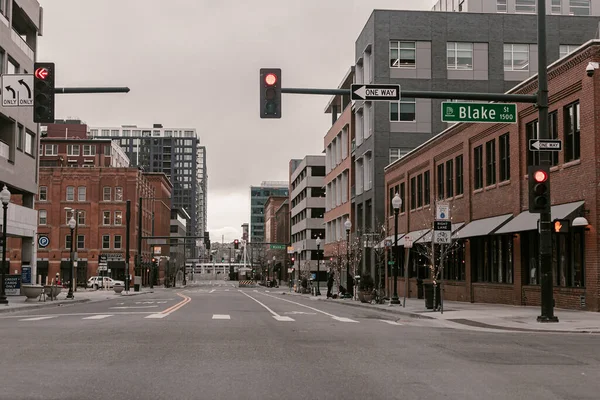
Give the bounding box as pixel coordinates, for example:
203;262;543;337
529;139;562;151
1;74;33;107
351;84;401;101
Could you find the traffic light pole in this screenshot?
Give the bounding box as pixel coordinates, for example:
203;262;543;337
55;87;130;94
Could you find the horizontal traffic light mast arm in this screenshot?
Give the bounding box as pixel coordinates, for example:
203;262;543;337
141;236;204;240
54;87;130;94
281;88;537;103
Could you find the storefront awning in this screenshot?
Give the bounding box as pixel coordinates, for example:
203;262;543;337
453;214;513;239
399;229;430;246
416;222;465;243
495;201;585;235
374;234;405;249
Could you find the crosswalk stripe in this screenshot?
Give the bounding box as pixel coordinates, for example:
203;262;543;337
212;314;230;320
332;317;359;323
380;320;402;325
145;313;168;319
19;316;56;321
82;315;113;320
273;316;294;322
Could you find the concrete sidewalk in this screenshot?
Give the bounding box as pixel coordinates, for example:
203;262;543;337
0;287;157;314
283;290;600;333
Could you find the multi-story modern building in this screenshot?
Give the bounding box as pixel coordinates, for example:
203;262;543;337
0;0;43;286
349;6;600;276
88;124;207;259
432;0;600;15
170;208;188;283
289;156;326;281
249;181;289;242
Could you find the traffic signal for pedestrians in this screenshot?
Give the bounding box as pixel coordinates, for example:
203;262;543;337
553;219;570;233
234;239;239;249
528;166;550;214
260;68;281;118
33;62;55;123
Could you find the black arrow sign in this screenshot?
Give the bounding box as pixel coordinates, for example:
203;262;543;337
5;86;15;99
18;79;31;98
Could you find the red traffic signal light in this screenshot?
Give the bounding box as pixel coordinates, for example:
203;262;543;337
533;170;548;183
265;73;277;86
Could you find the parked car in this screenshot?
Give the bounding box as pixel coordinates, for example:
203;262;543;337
87;276;125;289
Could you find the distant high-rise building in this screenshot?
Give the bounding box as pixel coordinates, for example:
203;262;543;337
250;182;288;242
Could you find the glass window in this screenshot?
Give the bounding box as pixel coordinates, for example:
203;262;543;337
486;139;496;186
474;146;483;190
45;144;57;156
471;236;514;283
390;41;416;68
78;186;86;202
67;145;80;156
443;240;466;281
564;101;580;162
114;211;123;225
115;187;123;201
410;177;416;210
103;211;110;225
65;235;72;250
83;145;96;156
559;44;579;58
526;120;540;167
400;182;406;213
447;42;473;70
103;187;111;201
515;0;536;13
114;235;122;249
499;133;510;182
77;235;85;250
552;0;562;13
390;98;416;122
455;155;464;195
39;186;47;201
424;171;430;206
7;57;18;74
504;44;529;71
437;164;444;200
570;0;590;15
446;159;454;198
102;235;110;249
389;148;411;164
78;211;86;225
25;130;34;155
417;174;423;208
66;186;74;201
39;210;47;225
497;0;507;12
548;111;559;166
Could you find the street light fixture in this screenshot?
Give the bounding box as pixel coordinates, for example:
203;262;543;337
0;185;11;305
391;193;402;305
315;237;322;296
344;218;352;299
67;216;76;299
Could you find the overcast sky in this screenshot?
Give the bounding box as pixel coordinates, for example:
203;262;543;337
37;0;435;242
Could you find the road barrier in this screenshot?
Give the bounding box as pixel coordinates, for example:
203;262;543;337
238;280;257;288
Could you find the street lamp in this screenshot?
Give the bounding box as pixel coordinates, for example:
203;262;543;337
273;256;277;285
344;218;352;299
391;193;402;305
0;185;11;305
315;237;322;296
64;207;80;292
67;216;76;299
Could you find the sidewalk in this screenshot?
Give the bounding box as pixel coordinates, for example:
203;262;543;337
0;287;156;314
283;290;600;333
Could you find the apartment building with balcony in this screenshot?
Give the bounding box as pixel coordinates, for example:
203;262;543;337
0;0;43;282
289;156;326;280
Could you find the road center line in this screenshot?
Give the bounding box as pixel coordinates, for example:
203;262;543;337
239;290;294;322
146;292;191;319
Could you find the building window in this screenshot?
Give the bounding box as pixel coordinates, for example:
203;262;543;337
570;0;590;15
526;120;539;167
390;41;416;68
390;98;416;122
103;187;111;201
39;186;47;201
504;44;529;71
499;133;510;182
78;211;86;225
115;187;123;201
410;177;416;210
497;0;507;12
474;146;483;190
78;186;86;202
443;241;466;281
399;182;406;212
83;145;96;156
65;235;72;250
389;148;411;164
25;130;34;155
446;159;454;198
486;139;496;186
564;101;580;162
471;236;514;283
447;42;473;70
77;235;85;250
66;186;75;201
45;144;57;156
424;171;430;206
67;144;80;156
39;210;47;225
552;0;562;13
7;57;18;74
16;124;23;150
548;111;559;166
114;235;122;249
515;0;536;13
559;44;578;58
114;211;123;225
455;155;463;195
417;174;423;208
103;211;110;225
437;164;444;200
102;235;110;249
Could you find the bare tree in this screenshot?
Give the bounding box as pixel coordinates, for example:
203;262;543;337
363;222;388;295
327;239;345;294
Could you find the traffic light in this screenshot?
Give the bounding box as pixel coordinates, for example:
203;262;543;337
291;256;295;263
553;219;570;233
528;166;550;214
259;68;281;118
33;62;55;123
234;239;239;250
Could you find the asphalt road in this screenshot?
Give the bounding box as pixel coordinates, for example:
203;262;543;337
1;281;599;400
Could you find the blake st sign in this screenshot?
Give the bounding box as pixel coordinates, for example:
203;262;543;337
442;102;517;124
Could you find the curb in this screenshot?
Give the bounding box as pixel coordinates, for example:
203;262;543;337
0;298;91;314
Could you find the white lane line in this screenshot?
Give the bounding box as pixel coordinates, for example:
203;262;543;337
212;314;230;320
145;313;167;319
380;320;403;326
82;315;114;320
19;316;56;321
225;289;230;292
109;306;158;309
259;292;359;323
209;289;216;293
239;290;295;322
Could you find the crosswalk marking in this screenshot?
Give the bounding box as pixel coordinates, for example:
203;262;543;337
145;313;168;319
19;316;56;321
82;315;113;320
212;314;230;320
380;320;402;326
273;316;295;322
332;317;359;323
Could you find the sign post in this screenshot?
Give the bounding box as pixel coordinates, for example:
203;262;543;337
403;235;412;308
441;102;517;123
434;202;451;313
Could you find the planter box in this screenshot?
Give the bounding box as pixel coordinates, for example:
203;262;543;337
21;284;43;301
358;291;374;303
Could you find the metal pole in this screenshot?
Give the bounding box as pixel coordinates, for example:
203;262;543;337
316;244;321;296
391;209;400;304
403;247;409;308
74;211;79;292
136;196;142;292
0;203;8;304
536;0;558;323
67;226;74;299
54;87;130;94
125;200;131;292
440;244;445;314
345;229;351;298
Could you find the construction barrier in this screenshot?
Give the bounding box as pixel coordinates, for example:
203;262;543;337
238;280;257;288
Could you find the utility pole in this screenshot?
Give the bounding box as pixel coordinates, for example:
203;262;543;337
136;196;142;292
125;200;131;292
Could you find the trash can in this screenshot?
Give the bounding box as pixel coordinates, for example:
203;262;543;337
424;283;441;310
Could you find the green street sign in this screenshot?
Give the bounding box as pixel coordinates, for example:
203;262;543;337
270;244;286;250
441;102;517;124
388;261;395;265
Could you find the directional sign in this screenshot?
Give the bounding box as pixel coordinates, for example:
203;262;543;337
441;102;517;123
38;235;49;248
529;139;562;151
434;221;451;231
351;84;400;101
1;74;33;107
434;230;451;244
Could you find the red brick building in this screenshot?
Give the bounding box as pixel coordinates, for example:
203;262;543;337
384;40;600;312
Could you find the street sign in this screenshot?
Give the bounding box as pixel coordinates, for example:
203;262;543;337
436;202;450;220
434;221;451;231
405;235;413;249
384;239;392;247
98;266;108;271
153;246;161;255
1;74;33;107
351;84;401;101
434;230;451;244
529;139;562;151
441;102;517;123
287;246;294;254
38;235;49;248
270;244;286;250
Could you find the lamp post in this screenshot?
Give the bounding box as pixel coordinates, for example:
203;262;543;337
0;185;11;305
272;255;276;285
67;216;76;299
315;237;322;296
65;207;80;292
344;218;352;299
391;193;402;305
